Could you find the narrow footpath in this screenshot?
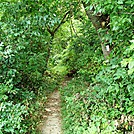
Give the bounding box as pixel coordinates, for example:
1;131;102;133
40;90;62;134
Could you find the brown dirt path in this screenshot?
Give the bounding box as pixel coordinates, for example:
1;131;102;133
39;90;62;134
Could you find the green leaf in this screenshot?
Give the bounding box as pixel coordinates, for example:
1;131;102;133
128;68;134;75
128;59;134;69
121;59;128;67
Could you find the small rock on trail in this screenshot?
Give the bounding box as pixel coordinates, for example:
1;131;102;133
40;90;62;134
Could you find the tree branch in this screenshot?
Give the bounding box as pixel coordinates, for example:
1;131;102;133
47;26;54;37
53;10;70;34
46;11;70;37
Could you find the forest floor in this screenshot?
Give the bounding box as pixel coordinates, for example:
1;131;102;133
39;89;62;134
38;77;71;134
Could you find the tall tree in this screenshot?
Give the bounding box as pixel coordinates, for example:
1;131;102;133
82;1;110;59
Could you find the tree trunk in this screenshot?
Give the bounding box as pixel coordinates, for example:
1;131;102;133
82;1;110;59
46;11;70;67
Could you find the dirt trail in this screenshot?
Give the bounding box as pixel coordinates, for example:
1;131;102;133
40;90;62;134
39;78;71;134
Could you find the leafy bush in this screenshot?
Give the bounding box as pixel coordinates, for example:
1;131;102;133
1;0;134;133
60;42;134;134
60;1;134;133
0;102;28;134
0;1;57;133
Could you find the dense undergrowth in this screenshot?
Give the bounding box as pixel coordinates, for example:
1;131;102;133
60;42;134;134
58;1;134;133
59;14;134;133
0;0;134;134
0;1;59;133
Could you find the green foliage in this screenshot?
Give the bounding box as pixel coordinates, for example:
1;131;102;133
0;102;28;134
0;0;134;133
121;40;134;75
61;58;134;133
60;1;134;133
0;0;60;133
